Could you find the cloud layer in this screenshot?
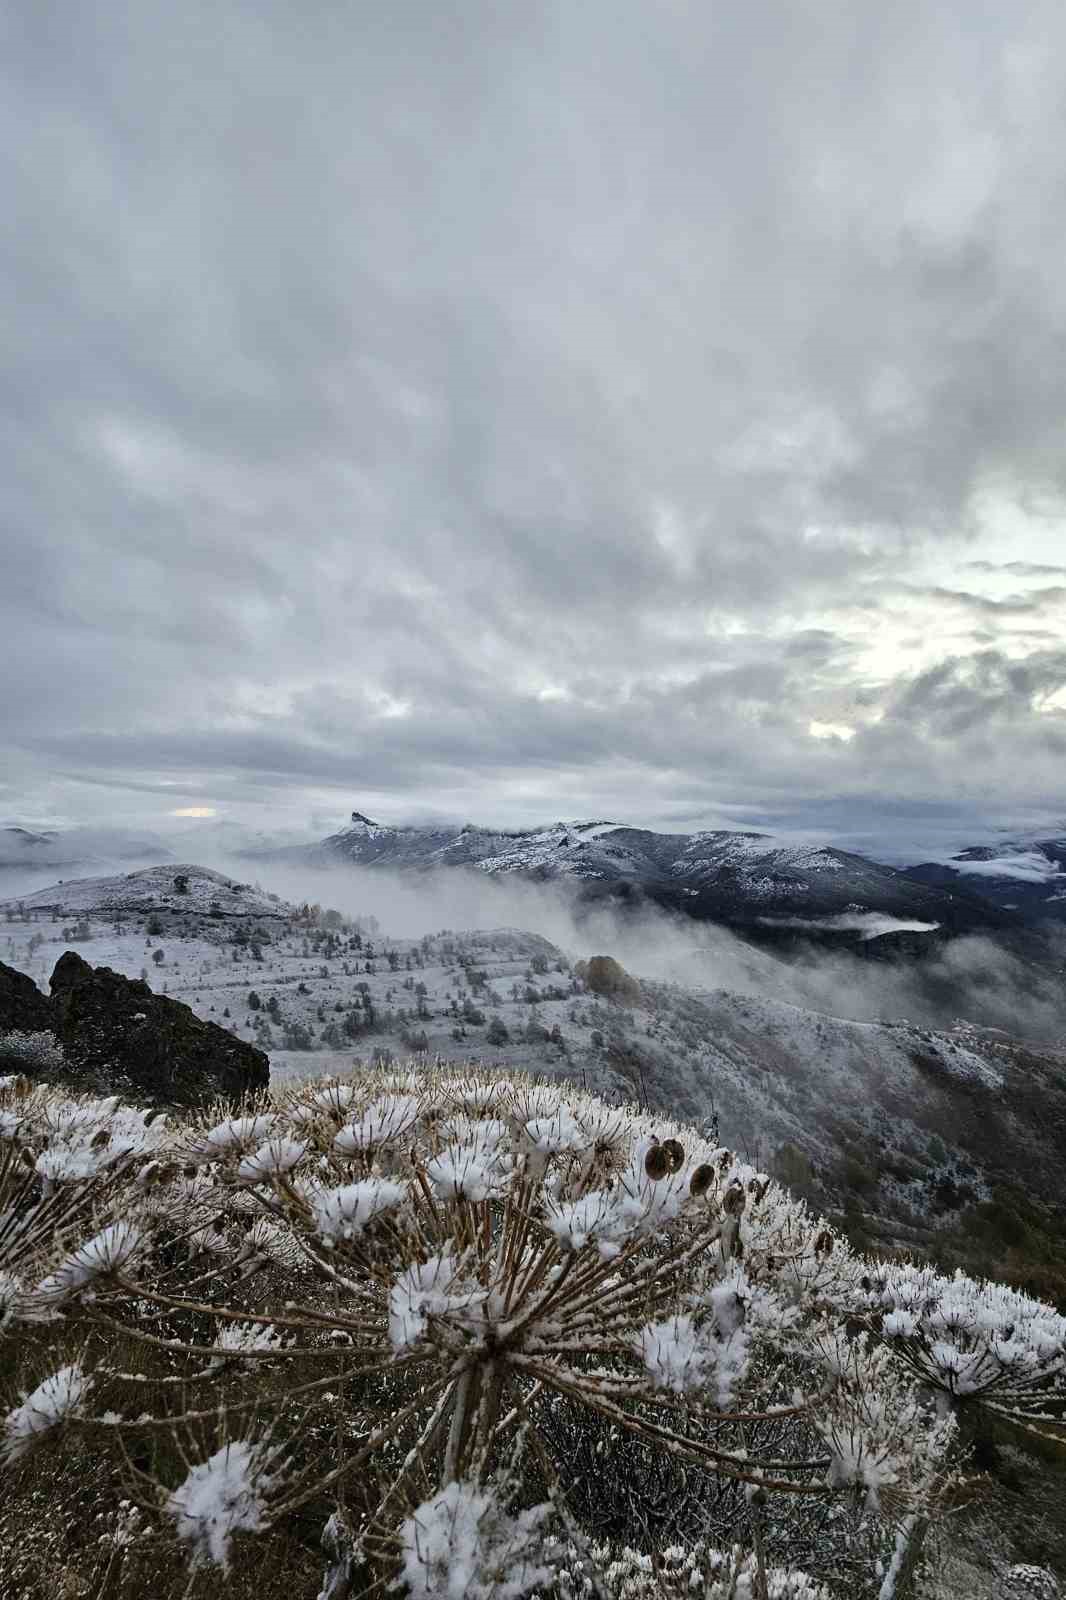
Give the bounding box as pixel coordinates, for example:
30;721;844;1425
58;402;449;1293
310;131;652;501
4;1;1066;859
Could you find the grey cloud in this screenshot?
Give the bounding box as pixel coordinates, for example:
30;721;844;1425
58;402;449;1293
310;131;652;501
967;561;1066;579
5;1;1066;852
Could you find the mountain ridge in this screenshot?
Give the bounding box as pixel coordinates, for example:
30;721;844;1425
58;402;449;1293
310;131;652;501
309;809;1012;938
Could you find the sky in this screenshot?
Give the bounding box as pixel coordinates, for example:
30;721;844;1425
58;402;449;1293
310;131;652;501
3;1;1066;862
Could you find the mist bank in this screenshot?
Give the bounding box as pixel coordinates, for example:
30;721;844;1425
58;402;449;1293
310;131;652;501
5;844;1063;1042
190;852;1066;1044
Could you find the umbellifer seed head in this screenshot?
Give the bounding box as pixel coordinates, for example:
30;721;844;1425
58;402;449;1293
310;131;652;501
644;1144;671;1181
689;1163;714;1199
662;1138;685;1173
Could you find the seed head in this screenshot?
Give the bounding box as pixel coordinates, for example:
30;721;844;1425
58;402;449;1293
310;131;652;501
689;1163;715;1199
662;1139;685;1174
644;1144;671;1181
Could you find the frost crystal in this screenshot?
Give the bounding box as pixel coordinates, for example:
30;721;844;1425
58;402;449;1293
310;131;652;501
311;1178;407;1244
166;1439;280;1569
34;1220;143;1303
397;1479;552;1600
212;1321;286;1360
0;1271;22;1334
1;1362;92;1464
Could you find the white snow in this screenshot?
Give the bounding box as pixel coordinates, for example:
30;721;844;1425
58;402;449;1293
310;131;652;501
1;1363;93;1463
166;1439;279;1569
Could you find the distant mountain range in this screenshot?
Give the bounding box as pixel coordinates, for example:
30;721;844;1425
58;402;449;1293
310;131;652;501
904;837;1066;923
9;811;1066;941
308;812;1013;941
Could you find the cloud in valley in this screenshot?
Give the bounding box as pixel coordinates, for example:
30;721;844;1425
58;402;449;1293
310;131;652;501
3;2;1066;859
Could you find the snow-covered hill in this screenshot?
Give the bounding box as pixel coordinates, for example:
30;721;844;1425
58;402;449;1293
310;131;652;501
0;864;287;922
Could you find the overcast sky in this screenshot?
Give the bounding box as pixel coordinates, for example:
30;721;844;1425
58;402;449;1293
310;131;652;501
3;1;1066;860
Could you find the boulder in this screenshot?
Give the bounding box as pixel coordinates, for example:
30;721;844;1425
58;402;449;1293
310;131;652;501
45;951;268;1107
0;959;56;1033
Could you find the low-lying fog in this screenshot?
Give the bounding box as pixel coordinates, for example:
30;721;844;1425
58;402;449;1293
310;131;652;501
5;849;1065;1042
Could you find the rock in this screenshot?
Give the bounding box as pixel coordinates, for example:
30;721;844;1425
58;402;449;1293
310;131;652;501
0;959;55;1033
46;951;268;1107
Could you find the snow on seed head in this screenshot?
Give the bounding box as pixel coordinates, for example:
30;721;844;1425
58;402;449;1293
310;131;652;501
310;1178;407;1245
523;1106;586;1155
333;1095;421;1154
1;1362;93;1465
34;1221;144;1304
166;1439;282;1570
310;1083;357;1116
389;1253;464;1351
638;1315;713;1395
397;1478;553;1600
191;1115;276;1160
425;1143;513;1203
236;1138;307;1184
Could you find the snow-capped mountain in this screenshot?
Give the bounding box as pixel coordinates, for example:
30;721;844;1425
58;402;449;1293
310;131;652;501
313;811;1010;936
904;836;1066;922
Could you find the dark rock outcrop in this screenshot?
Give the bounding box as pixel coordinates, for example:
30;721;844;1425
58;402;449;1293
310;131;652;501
48;951;268;1106
1;954;268;1106
0;959;55;1033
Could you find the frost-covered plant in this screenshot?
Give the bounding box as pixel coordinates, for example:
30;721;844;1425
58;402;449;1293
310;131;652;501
1;1066;1056;1598
862;1264;1066;1437
552;1539;831;1599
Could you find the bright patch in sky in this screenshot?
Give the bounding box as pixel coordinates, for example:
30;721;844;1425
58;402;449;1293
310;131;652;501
808;722;856;742
171;807;217;818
